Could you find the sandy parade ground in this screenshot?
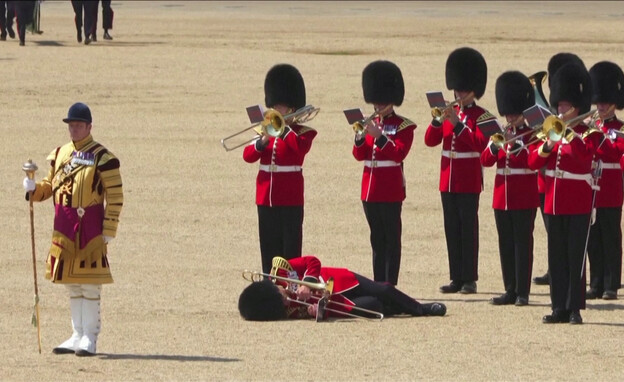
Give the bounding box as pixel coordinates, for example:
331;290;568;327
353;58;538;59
1;1;624;381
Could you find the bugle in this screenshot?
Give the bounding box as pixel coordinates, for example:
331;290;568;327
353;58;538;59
431;92;474;119
221;105;320;151
352;105;392;135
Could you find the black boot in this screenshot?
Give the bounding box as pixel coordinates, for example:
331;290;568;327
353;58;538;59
533;272;550;285
77;30;82;43
103;30;113;40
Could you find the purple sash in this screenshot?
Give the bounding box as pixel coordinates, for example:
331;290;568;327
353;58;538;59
53;204;104;249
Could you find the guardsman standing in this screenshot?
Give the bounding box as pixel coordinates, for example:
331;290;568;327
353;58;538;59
481;71;539;306
242;64;317;274
528;63;604;325
533;52;586;286
586;61;624;300
22;102;124;355
425;47;496;294
352;60;416;285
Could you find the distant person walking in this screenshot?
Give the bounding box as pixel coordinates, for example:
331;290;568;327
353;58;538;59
14;0;34;46
71;0;98;45
0;1;15;41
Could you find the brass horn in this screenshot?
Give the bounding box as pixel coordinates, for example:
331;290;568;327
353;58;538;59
352;105;392;135
431;92;474;119
221;105;320;151
529;71;550;111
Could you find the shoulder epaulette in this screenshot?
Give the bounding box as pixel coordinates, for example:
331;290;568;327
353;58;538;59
397;117;416;132
295;125;316;135
477;111;497;123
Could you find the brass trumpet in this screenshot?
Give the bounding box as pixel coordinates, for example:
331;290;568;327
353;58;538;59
221;105;320;151
515;109;597;151
431;92;474;119
352;105;392;135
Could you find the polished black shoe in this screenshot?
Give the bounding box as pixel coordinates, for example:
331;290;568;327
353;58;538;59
7;27;15;39
103;31;113;40
542;310;569;324
84;37;91;45
569;311;583;325
514;296;529;306
586;289;602;300
533;272;550;285
490;293;515;305
429;303;446;316
439;281;462;294
602;290;617;300
0;34;6;41
19;40;24;46
459;281;477;294
52;347;75;355
91;33;97;42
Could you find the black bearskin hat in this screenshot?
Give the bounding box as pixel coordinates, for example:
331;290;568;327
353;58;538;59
495;71;535;116
238;280;287;321
589;61;624;110
445;47;487;99
547;52;585;89
549;63;592;114
362;60;405;106
264;64;306;110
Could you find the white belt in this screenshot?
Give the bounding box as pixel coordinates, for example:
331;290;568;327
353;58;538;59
601;163;621;170
496;168;536;176
364;160;400;168
441;150;480;159
259;164;302;173
544;169;592;181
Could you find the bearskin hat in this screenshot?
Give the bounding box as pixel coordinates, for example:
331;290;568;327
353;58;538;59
495;71;535;116
445;47;487;99
238;280;287;321
547;52;585;89
549;63;592;114
589;61;624;109
264;64;306;110
362;60;405;106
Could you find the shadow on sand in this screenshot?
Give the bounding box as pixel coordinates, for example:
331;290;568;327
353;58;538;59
97;353;240;362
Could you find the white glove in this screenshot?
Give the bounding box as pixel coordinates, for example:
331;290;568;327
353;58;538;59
103;235;113;244
23;177;36;192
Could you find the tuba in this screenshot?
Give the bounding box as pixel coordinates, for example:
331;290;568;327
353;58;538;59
529;71;550;111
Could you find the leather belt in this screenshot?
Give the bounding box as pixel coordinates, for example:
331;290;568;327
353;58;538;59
364;160;400;168
544;169;592;181
259;164;302;173
496;168;536;176
441;150;480;159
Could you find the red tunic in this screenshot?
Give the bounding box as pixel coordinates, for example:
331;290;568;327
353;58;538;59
594;118;624;208
528;124;603;215
480;125;540;210
424;104;496;193
352;112;416;202
242;124;317;206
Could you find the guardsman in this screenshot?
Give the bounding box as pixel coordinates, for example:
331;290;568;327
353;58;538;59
481;71;539;306
71;0;98;44
22;102;123;355
533;52;586;286
586;61;624;300
424;47;496;294
352;60;416;286
242;64;317;274
528;63;604;325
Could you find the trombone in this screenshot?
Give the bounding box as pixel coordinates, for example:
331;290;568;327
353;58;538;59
352;105;392;135
221;105;320;151
241;269;384;321
431;92;474;119
490;115;527;149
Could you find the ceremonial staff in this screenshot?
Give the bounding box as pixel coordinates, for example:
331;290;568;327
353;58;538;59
22;159;41;354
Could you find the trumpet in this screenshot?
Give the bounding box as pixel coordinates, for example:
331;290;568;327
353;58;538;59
221;105;320;151
431;92;474;119
352;105;392;135
241;269;384;321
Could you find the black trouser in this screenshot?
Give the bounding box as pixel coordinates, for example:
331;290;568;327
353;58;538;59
362;201;402;285
0;1;14;35
71;0;98;38
14;0;33;42
101;0;113;30
547;213;589;313
494;208;536;298
342;273;424;316
587;207;622;293
441;192;480;283
257;205;303;274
